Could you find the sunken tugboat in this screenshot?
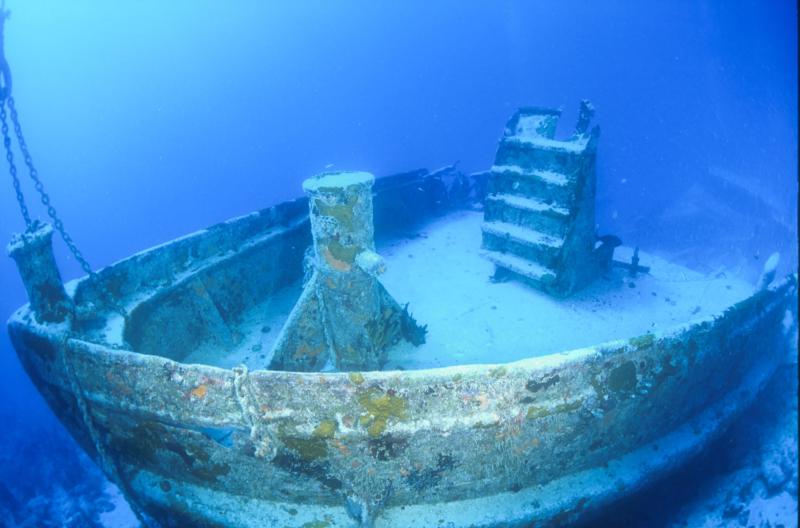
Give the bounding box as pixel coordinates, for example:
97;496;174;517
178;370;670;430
7;102;797;527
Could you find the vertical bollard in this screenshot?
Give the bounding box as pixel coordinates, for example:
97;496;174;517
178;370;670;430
7;221;73;323
270;171;425;371
305;172;385;371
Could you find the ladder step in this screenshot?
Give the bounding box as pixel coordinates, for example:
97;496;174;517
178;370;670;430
481;221;563;249
488;168;573;206
484;194;569;238
505;135;590;154
491;165;570;187
484;250;556;283
495;137;587;175
486;193;569;217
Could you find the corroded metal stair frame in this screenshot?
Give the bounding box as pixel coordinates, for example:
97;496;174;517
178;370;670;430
482;101;617;296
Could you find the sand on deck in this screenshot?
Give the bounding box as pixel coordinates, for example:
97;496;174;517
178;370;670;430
184;210;754;371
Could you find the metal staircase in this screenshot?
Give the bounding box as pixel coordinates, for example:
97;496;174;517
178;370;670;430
482;101;612;296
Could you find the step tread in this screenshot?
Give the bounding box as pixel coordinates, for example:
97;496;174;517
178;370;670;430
504;134;589;153
486;193;570;217
484;250;555;282
491;165;570;187
482;221;563;249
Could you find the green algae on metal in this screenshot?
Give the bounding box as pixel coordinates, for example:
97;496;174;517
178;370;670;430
279;422;337;461
357;388;408;437
313;420;337;439
314;194;358;229
325;240;359;264
281;435;328;461
300;520;331;528
348;371;365;385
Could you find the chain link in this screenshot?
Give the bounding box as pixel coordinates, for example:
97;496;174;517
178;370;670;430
0;10;143;521
7;96;96;275
1;98;30;227
3;95;128;320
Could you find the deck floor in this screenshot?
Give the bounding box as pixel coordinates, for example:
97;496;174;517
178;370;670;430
185;210;753;371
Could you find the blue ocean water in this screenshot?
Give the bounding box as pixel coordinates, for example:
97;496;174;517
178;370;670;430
0;1;796;526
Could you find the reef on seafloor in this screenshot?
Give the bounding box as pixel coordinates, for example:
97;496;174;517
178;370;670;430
0;407;135;528
585;356;798;528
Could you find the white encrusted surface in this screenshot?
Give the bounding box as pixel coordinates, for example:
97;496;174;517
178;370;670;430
491;165;570;186
507;134;589;153
378;210;752;370
481;221;563;248
302;171;374;192
186;210;753;372
486;193;570;216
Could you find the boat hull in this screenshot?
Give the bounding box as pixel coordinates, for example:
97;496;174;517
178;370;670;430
8;272;797;527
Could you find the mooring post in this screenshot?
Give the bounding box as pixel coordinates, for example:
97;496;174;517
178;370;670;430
304;171;393;370
304;171;379;278
270;171;425;372
7;221;73;323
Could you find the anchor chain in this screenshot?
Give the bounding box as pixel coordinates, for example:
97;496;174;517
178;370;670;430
0;6;27;227
0;7;150;525
0;8;128;320
3;95;96;278
0;101;28;226
1;92;129;319
8;96;94;275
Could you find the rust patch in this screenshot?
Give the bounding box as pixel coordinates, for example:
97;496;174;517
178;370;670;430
105;371;134;397
190;384;208;399
332;439;350;456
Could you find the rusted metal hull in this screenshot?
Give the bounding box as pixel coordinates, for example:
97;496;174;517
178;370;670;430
6;171;798;526
8;277;796;527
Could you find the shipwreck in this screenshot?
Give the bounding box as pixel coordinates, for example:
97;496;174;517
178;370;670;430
6;101;798;527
